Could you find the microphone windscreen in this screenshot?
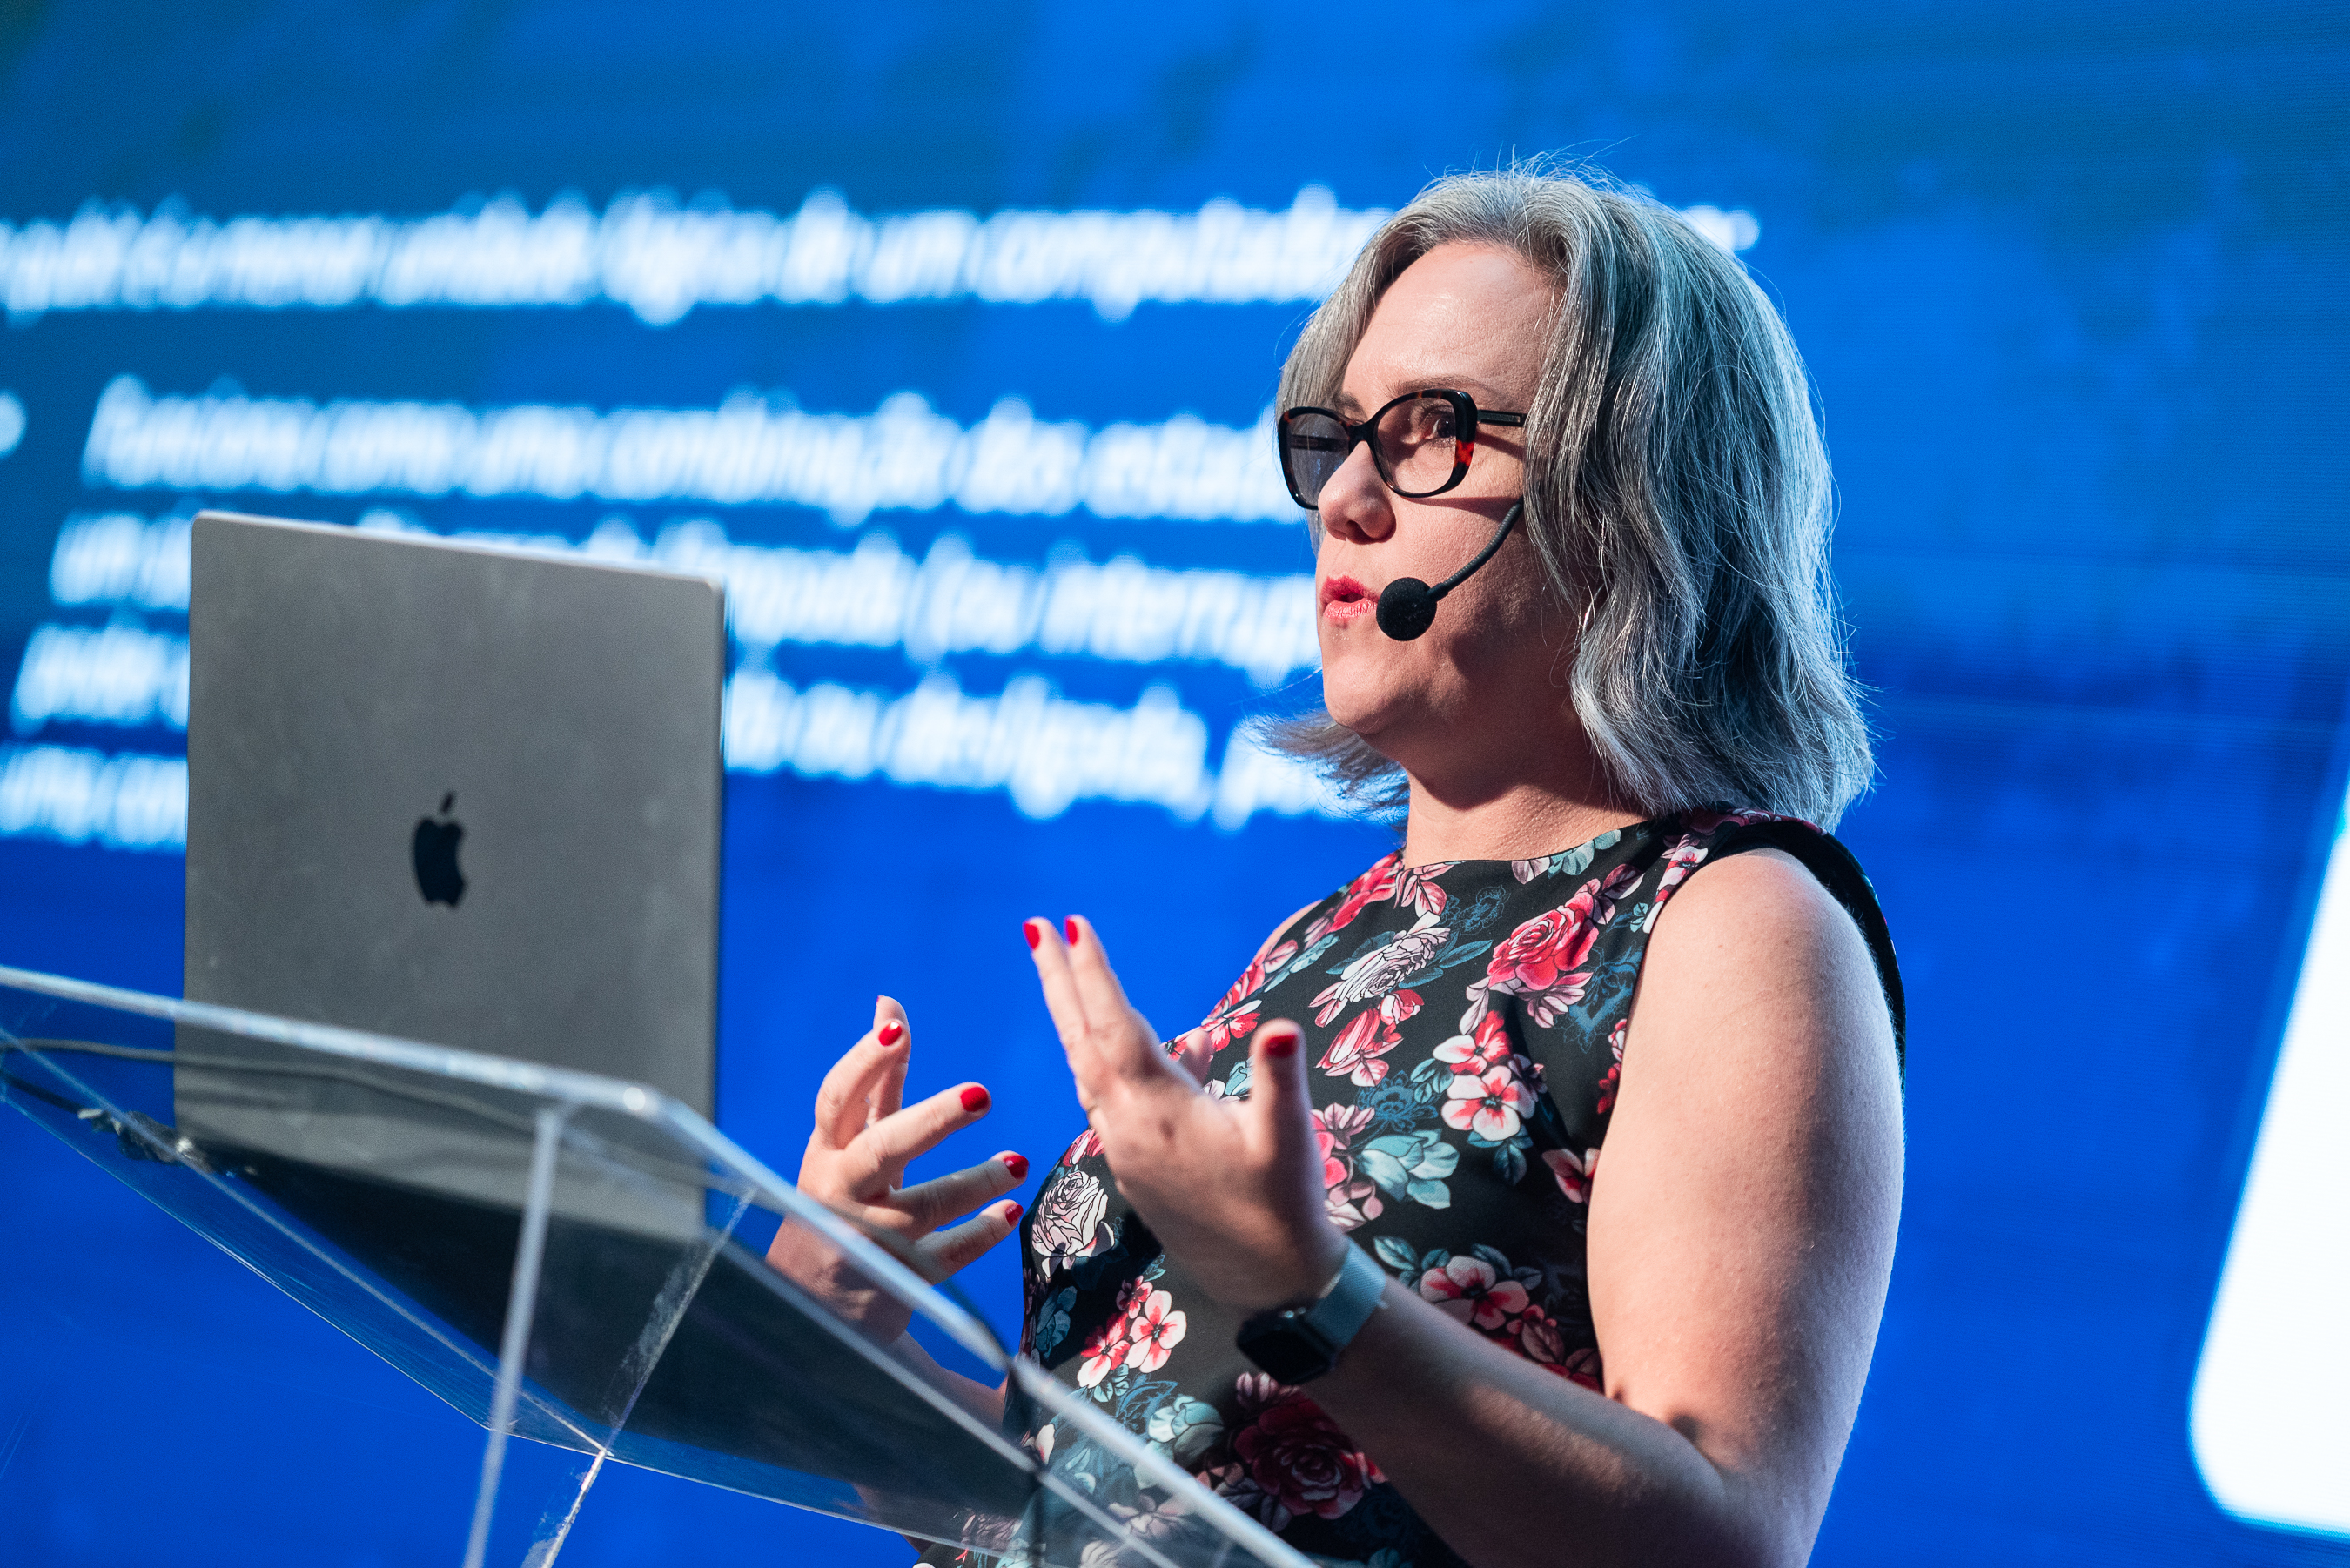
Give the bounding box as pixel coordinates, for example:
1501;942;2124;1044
1376;578;1439;640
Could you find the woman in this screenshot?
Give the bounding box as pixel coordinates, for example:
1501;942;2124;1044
777;164;1905;1568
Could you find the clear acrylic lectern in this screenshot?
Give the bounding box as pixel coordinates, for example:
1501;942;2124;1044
0;963;1308;1568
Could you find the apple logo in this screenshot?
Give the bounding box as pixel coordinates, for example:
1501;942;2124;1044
412;792;467;908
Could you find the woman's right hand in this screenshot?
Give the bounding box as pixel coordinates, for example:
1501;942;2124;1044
763;995;1027;1343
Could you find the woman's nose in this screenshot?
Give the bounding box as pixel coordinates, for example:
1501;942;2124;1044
1315;442;1394;542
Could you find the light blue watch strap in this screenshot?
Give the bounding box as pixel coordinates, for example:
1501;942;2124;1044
1299;1242;1388;1361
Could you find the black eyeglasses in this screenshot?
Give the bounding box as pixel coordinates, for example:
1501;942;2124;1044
1276;389;1526;511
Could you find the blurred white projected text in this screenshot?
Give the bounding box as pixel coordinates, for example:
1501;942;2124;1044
8;510;1348;844
0;189;1757;326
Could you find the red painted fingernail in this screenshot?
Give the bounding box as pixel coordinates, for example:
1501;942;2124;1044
1263;1025;1300;1059
1063;916;1080;945
1024;919;1043;950
1002;1200;1024;1225
1001;1152;1030;1180
876;1020;904;1046
960;1084;990;1114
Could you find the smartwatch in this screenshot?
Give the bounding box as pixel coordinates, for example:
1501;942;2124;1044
1235;1243;1389;1384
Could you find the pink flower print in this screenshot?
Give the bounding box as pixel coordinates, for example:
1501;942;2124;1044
1485;903;1596;996
1304;854;1403;945
1316;989;1420;1088
1122;1288;1188;1373
1642;834;1710;929
1060;1126;1104;1166
1595;1020;1628;1116
1312;1103;1383;1231
1309;924;1447;1026
1559;1347;1604;1390
1442;1062;1538;1142
1542;1146;1600;1204
1475;864;1640;1026
1076;1312;1131;1388
1434;1010;1513;1075
1388;861;1455;920
1416;1256;1530;1330
1197;943;1291;1056
1319;1011;1393;1088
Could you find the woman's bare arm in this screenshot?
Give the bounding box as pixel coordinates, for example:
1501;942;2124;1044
1294;848;1904;1568
1027;848;1901;1568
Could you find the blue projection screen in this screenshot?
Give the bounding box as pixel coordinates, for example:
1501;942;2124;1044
1;4;2345;1565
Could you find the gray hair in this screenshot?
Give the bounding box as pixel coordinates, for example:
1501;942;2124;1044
1265;162;1873;829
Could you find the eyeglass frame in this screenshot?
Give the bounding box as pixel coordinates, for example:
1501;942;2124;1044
1275;388;1527;511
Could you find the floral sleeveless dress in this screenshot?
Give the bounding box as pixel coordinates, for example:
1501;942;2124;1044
994;809;1903;1568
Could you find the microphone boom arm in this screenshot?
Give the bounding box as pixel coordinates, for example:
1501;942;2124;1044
1374;499;1525;641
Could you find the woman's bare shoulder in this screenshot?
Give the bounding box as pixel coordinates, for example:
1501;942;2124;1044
1639;846;1890;1046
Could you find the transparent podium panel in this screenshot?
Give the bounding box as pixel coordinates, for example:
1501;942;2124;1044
0;965;1310;1568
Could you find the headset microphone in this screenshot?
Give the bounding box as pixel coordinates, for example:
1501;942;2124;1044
1374;499;1526;641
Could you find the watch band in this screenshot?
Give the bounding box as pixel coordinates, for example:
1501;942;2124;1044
1234;1243;1390;1384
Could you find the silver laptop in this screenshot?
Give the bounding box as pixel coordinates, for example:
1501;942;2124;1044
174;511;725;1229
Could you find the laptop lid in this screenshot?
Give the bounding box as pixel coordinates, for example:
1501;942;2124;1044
175;511;724;1222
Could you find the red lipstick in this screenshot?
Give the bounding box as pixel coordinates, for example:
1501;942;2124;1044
1320;574;1375;623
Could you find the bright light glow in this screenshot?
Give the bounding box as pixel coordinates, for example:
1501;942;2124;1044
0;743;185;850
0;190;1760;328
2191;786;2350;1538
83;378;1293;527
0;390;23;457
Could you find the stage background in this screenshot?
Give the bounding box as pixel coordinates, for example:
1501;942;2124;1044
3;3;2347;1564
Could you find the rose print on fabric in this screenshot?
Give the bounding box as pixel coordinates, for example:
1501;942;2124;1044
1472;896;1594;1023
1313;915;1494;1086
1031;1167;1112;1263
1467;861;1641;1028
1144;1396;1225;1467
1386;861;1455;921
1202;1374;1385;1529
1311;924;1447;1025
997;810;1885;1568
1374;1239;1588;1389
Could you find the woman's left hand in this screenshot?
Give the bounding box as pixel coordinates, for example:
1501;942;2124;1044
1023;914;1348;1311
